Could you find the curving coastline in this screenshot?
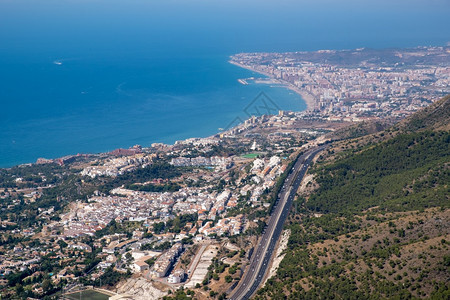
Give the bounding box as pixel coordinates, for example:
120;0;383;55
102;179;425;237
229;60;316;111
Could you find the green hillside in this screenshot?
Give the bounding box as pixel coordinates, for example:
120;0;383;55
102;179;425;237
308;130;449;214
256;96;450;299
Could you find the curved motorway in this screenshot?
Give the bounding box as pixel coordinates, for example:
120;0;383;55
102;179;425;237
228;146;325;300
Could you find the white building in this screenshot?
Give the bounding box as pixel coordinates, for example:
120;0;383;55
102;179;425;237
132;260;149;273
168;269;185;283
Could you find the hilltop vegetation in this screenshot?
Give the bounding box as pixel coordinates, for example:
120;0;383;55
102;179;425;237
256;95;450;299
309;130;449;214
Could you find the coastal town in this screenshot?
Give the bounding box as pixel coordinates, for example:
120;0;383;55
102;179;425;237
230;45;449;122
0;108;323;299
0;45;448;300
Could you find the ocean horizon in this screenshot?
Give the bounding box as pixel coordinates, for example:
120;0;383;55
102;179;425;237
1;0;449;167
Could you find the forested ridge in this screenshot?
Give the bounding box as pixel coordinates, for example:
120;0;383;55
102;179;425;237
308;131;449;214
256;96;450;299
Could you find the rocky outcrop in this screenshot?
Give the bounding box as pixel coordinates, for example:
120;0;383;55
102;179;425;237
262;229;290;287
115;277;168;300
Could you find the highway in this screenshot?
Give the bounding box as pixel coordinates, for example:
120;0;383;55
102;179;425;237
228;146;325;300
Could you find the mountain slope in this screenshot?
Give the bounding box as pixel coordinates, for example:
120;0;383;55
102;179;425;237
256;95;450;299
395;94;450;132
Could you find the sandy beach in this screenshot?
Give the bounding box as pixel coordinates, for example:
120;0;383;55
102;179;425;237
229;60;317;111
284;84;316;111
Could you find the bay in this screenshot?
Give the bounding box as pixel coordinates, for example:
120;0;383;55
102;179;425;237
0;0;448;167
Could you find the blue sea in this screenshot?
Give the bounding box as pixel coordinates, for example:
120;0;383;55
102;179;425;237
0;0;449;167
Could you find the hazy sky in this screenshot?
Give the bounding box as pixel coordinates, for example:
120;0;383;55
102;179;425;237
0;0;449;55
